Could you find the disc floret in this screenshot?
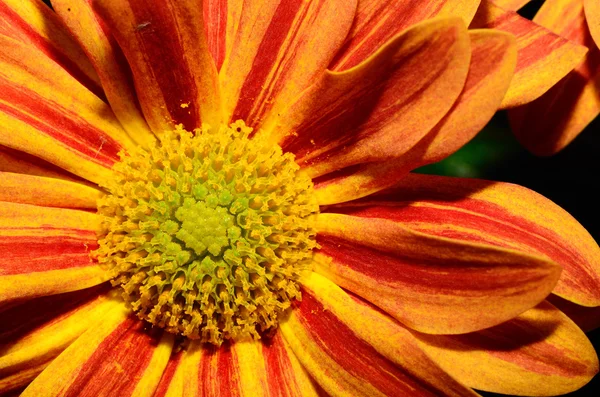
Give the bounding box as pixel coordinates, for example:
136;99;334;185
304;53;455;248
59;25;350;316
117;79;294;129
95;121;319;345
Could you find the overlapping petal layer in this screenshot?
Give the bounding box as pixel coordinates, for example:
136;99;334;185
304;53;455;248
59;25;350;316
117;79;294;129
584;0;600;47
471;0;588;108
214;0;357;131
93;0;222;133
0;172;102;209
547;294;600;332
0;145;81;181
311;29;516;205
413;301;599;396
509;0;600;155
0;34;132;185
281;272;478;397
0;286;116;395
0;0;103;98
272;17;470;179
329;0;481;70
52;0;154;146
0;202;109;306
314;212;561;334
326;173;600;306
178;335;318;397
21;306;174;397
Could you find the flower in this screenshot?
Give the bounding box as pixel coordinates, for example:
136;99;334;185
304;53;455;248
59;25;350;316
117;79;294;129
499;0;600;155
0;0;598;396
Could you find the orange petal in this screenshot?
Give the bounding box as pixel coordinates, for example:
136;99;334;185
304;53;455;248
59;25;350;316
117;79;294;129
314;212;562;334
0;34;133;186
0;202;109;306
93;0;222;132
0;145;83;181
330;0;481;70
491;0;533;9
272;17;471;180
153;350;184;397
328;173;600;306
181;336;319;397
216;0;357;130
51;0;154;147
0;0;103;99
21;306;174;397
311;29;516;205
509;0;600;155
0;285;117;395
547;294;600;332
0;172;103;209
584;0;600;47
471;0;588;108
286;272;479;396
413;301;599;396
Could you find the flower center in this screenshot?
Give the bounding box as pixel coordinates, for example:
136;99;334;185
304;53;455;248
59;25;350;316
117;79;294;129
94;121;319;345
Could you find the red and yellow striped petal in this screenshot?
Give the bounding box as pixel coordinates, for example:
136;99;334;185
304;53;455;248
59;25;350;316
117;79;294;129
181;335;319;397
0;172;103;209
21;306;174;397
509;0;600;155
0;0;103;99
0;145;82;181
51;0;154;147
0;286;117;395
547;294;600;332
413;301;599;396
272;17;470;180
311;29;516;205
284;272;478;396
153;350;184;397
584;0;600;47
471;0;588;108
216;0;357;131
93;0;222;133
328;173;600;306
314;212;562;334
0;202;109;306
329;0;481;71
0;34;133;186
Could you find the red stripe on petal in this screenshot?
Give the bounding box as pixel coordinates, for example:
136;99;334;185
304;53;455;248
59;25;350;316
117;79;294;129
204;0;228;71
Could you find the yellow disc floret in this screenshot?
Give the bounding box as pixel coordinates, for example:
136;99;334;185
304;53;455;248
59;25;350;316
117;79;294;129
94;121;319;345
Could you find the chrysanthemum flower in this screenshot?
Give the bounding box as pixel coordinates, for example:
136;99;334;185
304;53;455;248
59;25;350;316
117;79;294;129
498;0;600;155
0;0;598;396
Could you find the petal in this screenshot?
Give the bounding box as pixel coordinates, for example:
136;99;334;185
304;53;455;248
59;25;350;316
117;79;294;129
279;273;476;397
0;172;103;209
0;145;82;181
0;35;133;186
547;294;600;332
311;29;516;205
217;0;357;130
471;0;588;108
0;286;117;395
0;202;109;306
181;336;319;397
272;17;471;180
0;0;103;99
584;0;600;48
412;301;599;396
491;0;532;9
22;306;174;397
153;350;184;397
328;173;600;306
509;0;600;155
286;272;478;396
329;0;481;70
52;0;155;147
93;0;222;132
314;212;562;334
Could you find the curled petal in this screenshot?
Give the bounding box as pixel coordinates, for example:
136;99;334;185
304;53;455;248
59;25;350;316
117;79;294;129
471;0;588;108
93;0;222;132
216;0;357;131
314;212;561;334
413;301;599;396
273;17;471;180
21;306;175;397
0;202;109;306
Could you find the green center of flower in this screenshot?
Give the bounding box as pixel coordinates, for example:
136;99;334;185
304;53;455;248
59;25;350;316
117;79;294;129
94;121;319;345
